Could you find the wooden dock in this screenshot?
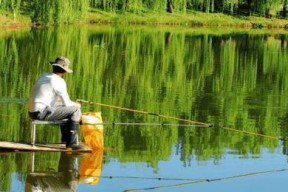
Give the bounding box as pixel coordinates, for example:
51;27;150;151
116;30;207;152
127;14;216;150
0;141;92;152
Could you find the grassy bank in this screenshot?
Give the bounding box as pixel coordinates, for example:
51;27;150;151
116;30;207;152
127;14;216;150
0;11;30;29
87;9;288;29
1;8;288;30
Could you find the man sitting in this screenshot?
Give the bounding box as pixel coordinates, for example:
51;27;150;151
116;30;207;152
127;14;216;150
28;56;82;150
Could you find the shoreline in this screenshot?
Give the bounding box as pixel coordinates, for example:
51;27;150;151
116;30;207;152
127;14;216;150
1;10;288;31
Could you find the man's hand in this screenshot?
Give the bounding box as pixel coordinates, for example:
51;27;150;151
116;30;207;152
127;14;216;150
74;101;81;107
76;99;87;103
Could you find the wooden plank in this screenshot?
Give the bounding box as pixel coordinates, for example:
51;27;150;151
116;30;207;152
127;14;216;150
0;141;92;152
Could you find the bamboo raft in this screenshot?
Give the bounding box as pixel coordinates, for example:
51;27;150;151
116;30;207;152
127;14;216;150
0;141;92;152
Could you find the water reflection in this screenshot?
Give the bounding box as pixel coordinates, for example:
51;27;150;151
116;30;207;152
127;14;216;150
24;112;104;191
79;151;103;185
25;152;79;191
0;26;288;178
280;112;288;155
25;151;103;191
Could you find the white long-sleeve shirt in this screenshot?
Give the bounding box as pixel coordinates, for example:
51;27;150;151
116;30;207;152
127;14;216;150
28;72;76;112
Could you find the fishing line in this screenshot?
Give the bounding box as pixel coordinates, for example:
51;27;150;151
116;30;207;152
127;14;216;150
122;168;288;191
77;99;280;140
77;99;212;127
0;98;27;104
85;122;210;128
0;114;13;118
98;175;204;181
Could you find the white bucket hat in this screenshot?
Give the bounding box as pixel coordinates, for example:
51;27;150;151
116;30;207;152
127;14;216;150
50;56;73;73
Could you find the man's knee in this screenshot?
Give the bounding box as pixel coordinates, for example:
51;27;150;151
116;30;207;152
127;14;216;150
71;106;81;122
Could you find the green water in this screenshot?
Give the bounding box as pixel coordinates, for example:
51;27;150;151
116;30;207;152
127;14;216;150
0;26;288;191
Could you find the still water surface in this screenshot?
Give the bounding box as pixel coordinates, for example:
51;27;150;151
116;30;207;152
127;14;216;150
0;26;288;191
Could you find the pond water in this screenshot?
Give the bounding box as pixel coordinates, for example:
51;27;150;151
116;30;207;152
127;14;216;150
0;25;288;191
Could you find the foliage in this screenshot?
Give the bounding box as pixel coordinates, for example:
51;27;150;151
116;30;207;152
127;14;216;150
0;0;287;25
29;0;89;24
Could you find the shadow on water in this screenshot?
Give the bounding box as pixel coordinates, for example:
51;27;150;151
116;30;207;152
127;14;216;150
25;150;103;191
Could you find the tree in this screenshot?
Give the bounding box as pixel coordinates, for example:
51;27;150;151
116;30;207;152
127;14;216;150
0;0;21;20
247;0;252;16
167;0;174;13
283;0;287;18
30;0;88;25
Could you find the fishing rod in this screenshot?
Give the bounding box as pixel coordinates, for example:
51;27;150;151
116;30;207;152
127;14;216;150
77;99;280;140
222;126;279;140
122;168;288;191
77;99;212;127
0;114;12;118
0;98;27;104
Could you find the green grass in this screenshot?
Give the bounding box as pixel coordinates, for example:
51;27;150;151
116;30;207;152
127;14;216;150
0;10;30;28
86;9;288;30
1;8;288;30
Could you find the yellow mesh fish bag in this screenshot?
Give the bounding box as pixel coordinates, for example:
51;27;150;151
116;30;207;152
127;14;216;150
81;112;104;150
79;150;103;185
